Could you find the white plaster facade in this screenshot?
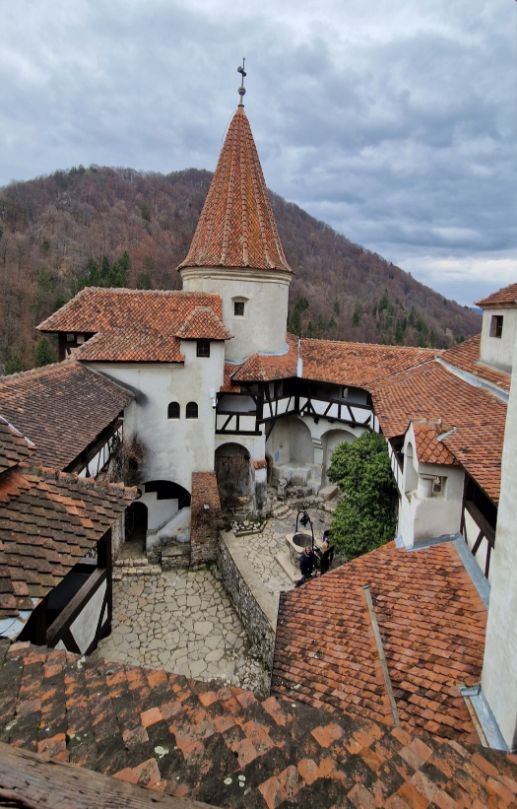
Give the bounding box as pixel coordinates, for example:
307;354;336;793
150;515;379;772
479;307;517;372
397;426;465;548
89;340;225;541
482;330;517;750
180;266;291;362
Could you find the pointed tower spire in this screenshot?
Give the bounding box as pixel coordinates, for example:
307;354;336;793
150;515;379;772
178;103;291;273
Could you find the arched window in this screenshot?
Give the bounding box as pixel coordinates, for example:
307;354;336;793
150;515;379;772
186;401;198;419
168;402;180;419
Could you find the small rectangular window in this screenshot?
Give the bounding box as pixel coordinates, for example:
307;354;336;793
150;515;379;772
490;315;503;338
234;301;245;317
196;340;210;357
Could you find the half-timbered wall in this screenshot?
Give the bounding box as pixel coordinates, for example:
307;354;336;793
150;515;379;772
461;476;497;580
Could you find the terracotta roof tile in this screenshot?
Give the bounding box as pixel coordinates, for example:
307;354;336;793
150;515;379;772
300;338;438;387
412;421;456;466
0;642;516;807
372;360;506;502
74;328;185;363
0;418;35;474
37;288;226;363
233;333;298;382
0;361;132;470
178;106;291;273
272;541;486;741
220;364;242;393
0;466;136;620
476;282;517;308
175;306;232;341
441;335;510;391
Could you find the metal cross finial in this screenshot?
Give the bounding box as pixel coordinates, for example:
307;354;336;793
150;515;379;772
237;58;247;106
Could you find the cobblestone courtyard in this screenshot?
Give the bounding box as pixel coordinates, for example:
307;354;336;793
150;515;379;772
94;507;331;692
94;565;267;691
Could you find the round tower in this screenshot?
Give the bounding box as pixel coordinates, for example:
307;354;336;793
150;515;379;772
178;93;292;363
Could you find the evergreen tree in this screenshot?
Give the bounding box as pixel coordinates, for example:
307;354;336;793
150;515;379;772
34;337;55;367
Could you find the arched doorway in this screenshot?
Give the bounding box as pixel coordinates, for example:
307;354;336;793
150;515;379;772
322;428;356;484
215;443;252;511
125;501;148;552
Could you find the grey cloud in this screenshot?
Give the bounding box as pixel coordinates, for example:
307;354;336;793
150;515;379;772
0;0;515;306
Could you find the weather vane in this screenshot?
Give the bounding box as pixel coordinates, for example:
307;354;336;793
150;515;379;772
237;58;246;106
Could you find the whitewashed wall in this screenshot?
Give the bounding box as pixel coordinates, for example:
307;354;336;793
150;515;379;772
88;343;225;527
482;327;517;750
398;428;464;547
181;267;291;361
480;307;517;372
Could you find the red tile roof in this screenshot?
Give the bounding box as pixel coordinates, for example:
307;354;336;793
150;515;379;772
372;360;506;502
175;306;232;341
178;106;291;273
0;418;35;475
37;289;228;363
220;364;242;393
300;338;438;387
0;466;135;620
233;334;298;382
273;541;486;742
476;282;517;308
0;361;132;470
412;421;456;466
441;334;510;392
1;642;516;808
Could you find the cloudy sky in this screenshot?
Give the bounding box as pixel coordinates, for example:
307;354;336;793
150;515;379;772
1;0;516;305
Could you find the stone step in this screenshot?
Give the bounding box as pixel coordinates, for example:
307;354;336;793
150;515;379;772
275;551;300;584
114;564;162;578
271;504;291;519
114;557;149;567
160;543;191;571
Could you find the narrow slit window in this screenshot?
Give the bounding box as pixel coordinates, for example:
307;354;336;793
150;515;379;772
234;300;245;317
186;401;198;419
490;315;503;338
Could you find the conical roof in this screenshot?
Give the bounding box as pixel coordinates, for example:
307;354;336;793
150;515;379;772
178;106;291;273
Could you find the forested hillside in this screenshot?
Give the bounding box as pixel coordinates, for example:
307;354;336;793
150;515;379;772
0;166;480;372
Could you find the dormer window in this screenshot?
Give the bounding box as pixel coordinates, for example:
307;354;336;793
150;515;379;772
490;315;503;339
196;340;210;358
233;298;247;317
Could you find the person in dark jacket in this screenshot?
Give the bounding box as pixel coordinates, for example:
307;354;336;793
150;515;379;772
296;546;315;586
319;538;334;574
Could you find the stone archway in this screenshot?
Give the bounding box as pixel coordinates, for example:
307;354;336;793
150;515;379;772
215;443;252;512
322;428;356;484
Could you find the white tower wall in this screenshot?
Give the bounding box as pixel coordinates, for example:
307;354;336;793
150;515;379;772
181;266;290;362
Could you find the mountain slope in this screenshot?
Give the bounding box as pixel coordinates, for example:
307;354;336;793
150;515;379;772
0;166;480;370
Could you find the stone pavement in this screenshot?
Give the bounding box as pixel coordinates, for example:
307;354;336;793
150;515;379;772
223;506;331;626
93;564;268;693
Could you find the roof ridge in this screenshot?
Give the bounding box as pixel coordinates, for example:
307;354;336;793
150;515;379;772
32;465;137;496
0;358;78;386
300;336;440;353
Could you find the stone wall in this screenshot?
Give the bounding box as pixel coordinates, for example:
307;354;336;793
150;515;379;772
217;534;276;672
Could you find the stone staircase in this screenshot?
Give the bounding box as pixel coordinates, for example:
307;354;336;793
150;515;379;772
113;557;161;581
271;502;292;520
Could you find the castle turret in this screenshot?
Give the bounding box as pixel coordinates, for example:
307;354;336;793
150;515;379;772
178;93;292;363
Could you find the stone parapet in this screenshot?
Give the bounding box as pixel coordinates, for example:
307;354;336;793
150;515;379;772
217;532;276;672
